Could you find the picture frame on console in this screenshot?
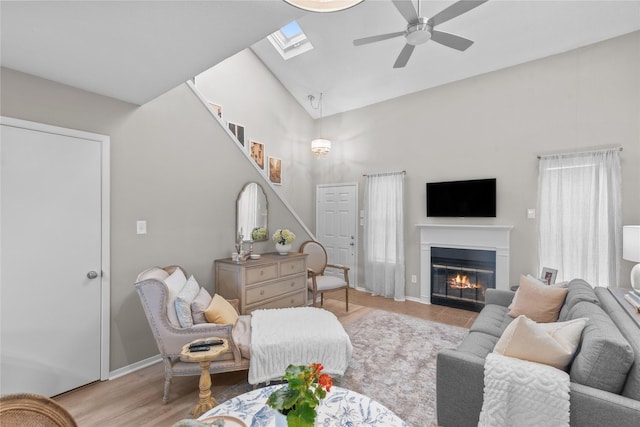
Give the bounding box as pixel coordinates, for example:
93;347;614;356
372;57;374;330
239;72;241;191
541;267;558;285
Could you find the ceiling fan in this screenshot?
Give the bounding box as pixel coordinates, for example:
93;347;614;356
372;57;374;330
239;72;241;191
353;0;488;68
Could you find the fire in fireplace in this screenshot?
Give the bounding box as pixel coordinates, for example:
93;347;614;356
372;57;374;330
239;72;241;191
431;247;496;312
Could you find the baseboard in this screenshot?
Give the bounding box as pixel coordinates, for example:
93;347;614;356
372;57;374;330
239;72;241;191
109;354;161;380
353;286;429;305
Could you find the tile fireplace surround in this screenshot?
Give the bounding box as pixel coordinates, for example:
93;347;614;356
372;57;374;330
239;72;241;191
417;224;513;304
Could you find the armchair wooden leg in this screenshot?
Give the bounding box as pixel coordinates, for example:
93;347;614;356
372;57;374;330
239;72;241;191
345;287;349;312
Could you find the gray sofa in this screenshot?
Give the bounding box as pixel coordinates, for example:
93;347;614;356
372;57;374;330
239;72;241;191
436;279;640;427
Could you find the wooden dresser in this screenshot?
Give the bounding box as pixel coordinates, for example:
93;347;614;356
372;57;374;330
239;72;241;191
215;253;308;314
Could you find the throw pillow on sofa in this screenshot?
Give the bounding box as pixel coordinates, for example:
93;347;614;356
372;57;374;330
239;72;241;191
494;315;588;370
508;275;568;322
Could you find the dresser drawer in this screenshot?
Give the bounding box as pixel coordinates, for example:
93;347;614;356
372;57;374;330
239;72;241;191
246;289;306;313
245;275;306;304
280;258;306;277
245;263;278;285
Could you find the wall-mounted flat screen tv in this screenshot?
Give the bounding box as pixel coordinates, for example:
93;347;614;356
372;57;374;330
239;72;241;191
426;178;496;217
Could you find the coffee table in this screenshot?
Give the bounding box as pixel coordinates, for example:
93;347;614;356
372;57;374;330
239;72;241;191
180;338;229;418
198;384;408;426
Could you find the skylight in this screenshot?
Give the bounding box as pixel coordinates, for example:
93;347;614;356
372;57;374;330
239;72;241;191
267;20;314;60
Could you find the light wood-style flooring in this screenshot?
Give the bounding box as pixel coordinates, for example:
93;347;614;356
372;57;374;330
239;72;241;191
54;289;476;426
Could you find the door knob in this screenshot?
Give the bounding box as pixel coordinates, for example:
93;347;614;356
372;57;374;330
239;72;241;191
87;271;98;279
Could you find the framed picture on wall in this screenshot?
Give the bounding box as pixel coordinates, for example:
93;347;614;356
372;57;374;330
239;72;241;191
208;102;223;119
250;140;265;170
269;156;282;185
228;122;245;146
540;267;558;285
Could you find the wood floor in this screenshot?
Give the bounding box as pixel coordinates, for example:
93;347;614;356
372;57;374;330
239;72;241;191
54;289;476;426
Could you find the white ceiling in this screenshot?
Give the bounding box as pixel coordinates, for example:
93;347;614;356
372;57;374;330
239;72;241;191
2;1;640;118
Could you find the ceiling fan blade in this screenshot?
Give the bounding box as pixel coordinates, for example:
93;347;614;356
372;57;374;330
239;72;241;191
392;0;419;24
353;31;404;46
430;30;474;51
393;44;415;68
429;0;488;26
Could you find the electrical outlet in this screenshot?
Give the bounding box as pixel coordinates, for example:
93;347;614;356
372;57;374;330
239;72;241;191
411;275;417;283
137;220;147;235
527;209;536;219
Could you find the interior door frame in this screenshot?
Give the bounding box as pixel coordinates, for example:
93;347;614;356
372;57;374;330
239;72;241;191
0;116;111;381
316;183;358;288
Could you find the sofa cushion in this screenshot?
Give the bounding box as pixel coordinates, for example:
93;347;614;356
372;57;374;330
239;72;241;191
508;275;568;323
174;275;200;328
205;293;239;325
191;287;213;325
457;331;500;360
469;304;513;338
164;267;188;327
232;315;252;359
558;279;600;321
568;301;634;394
494;315;587;370
594;287;640;400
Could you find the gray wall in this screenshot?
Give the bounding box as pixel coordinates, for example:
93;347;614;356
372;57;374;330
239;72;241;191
1;30;638;372
194;32;640;296
317;31;639;296
0;67;313;371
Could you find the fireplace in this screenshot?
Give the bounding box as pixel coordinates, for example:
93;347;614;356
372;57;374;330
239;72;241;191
417;224;513;306
431;247;496;312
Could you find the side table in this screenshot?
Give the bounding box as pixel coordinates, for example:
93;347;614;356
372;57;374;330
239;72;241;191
180;338;229;418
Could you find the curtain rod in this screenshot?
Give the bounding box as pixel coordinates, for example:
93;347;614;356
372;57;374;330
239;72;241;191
363;170;406;177
537;146;622;159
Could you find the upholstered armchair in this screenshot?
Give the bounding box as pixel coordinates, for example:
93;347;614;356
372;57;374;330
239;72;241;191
300;241;350;311
135;266;250;403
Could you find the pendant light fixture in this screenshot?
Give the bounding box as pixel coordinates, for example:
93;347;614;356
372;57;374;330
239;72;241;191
309;93;331;158
284;0;364;13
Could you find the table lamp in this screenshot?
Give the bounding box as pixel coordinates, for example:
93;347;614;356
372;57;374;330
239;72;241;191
623;225;640;292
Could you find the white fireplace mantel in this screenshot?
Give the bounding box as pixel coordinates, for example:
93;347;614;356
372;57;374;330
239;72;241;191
417;224;513;303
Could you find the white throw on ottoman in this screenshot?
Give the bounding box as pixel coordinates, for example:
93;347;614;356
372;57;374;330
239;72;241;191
248;307;353;385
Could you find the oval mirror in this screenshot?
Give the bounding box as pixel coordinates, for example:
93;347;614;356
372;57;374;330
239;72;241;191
236;182;268;242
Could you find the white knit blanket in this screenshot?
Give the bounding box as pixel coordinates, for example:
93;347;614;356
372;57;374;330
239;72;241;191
248;307;353;385
478;352;570;427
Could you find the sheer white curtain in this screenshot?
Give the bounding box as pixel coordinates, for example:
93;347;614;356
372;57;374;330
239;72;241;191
364;171;405;300
538;148;622;286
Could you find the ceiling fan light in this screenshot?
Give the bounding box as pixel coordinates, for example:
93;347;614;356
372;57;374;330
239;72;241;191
311;138;331;157
284;0;364;13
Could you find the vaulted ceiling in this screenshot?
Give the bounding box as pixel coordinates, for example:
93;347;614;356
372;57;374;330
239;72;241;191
2;1;639;118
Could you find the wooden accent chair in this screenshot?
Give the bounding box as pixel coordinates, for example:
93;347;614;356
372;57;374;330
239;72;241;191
135;266;250;403
0;393;77;427
299;241;350;311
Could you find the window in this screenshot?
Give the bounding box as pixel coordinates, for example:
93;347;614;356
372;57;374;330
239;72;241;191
537;148;622;286
267;20;314;60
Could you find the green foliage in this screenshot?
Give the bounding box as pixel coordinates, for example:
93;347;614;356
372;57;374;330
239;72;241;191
266;363;333;427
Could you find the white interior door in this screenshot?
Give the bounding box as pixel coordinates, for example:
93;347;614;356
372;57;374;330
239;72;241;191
316;184;358;287
1;118;109;396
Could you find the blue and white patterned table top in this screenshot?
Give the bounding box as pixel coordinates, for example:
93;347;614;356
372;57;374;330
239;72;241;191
199;385;408;427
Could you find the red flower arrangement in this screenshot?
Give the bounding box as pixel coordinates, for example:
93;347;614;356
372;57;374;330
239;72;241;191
266;363;333;427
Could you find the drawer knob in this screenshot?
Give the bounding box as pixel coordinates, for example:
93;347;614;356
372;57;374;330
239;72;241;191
260;270;264;276
290;282;295;287
260;290;265;295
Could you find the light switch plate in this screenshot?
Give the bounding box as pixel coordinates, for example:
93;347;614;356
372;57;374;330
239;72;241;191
137;220;147;235
527;209;536;219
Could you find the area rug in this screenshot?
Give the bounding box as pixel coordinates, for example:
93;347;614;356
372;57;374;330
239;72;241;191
335;310;468;427
214;309;468;427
